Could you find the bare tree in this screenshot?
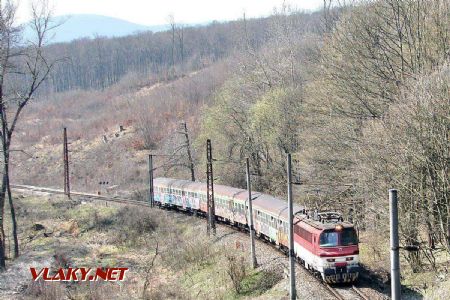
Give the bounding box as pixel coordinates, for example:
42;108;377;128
180;122;195;181
0;0;57;270
142;241;159;299
168;14;176;76
177;24;184;71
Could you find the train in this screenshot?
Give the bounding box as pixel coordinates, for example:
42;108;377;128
153;177;360;284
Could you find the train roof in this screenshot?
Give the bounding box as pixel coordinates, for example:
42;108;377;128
154;177;354;230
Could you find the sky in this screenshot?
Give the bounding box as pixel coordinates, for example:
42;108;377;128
15;0;324;25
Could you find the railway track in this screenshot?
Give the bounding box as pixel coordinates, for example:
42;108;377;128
352;285;370;300
11;184;150;207
325;284;370;300
12;184;372;300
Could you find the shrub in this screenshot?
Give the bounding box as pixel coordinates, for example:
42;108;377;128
160;227;215;270
109;206;161;245
143;281;188;300
225;253;247;294
25;280;66;300
251;269;283;294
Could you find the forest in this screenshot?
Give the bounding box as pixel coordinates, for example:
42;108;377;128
0;0;448;297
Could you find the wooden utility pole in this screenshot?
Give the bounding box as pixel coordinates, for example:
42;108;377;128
206;139;216;236
389;189;401;300
63;127;70;198
148;154;154;207
182;122;195;181
287;153;296;300
246;158;258;268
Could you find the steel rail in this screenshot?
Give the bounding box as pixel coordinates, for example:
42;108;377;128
324;284;345;300
352;285;370;300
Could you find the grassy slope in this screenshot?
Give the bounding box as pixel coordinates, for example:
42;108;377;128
0;193;286;299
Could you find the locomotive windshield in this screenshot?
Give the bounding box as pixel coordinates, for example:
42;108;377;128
341;228;358;246
320;228;358;247
320;231;339;247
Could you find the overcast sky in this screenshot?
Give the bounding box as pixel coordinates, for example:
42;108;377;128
15;0;324;25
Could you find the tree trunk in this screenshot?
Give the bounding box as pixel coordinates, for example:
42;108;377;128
182;123;195;182
4;152;18;258
0;174;7;270
0;85;7;270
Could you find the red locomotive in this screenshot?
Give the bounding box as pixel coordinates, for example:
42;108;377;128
153;177;359;283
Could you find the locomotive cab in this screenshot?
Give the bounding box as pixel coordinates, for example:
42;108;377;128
319;225;360;283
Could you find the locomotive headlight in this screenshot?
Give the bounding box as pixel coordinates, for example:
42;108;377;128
335;224;344;231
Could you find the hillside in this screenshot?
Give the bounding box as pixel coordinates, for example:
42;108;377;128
11;62;229;191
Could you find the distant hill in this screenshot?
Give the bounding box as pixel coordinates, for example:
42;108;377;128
22;14;168;44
